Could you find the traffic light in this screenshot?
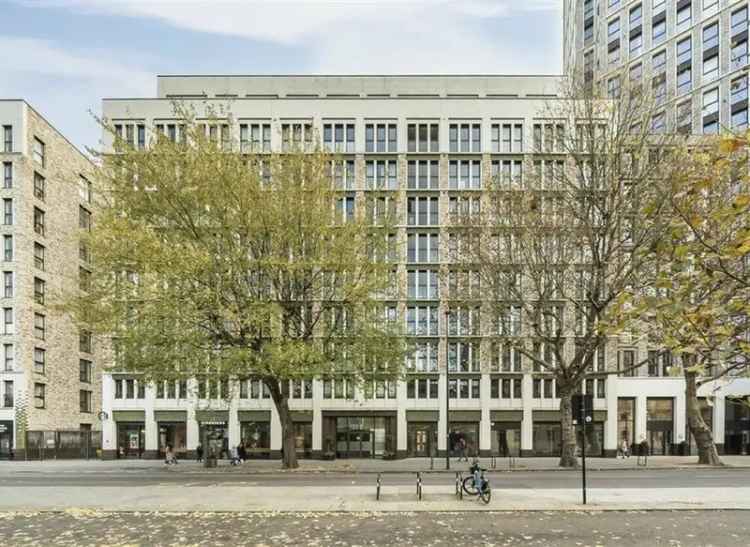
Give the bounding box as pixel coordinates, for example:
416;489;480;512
571;393;594;426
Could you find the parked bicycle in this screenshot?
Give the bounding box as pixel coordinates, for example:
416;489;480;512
462;461;491;504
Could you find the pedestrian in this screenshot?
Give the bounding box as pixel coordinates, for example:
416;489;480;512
238;441;247;463
196;443;203;463
448;431;456;458
165;444;178;465
458;434;468;462
620;439;630;459
230;445;241;466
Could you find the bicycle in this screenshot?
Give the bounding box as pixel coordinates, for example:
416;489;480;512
461;462;491;504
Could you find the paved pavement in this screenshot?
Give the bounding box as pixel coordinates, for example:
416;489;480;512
0;510;747;546
3;455;749;474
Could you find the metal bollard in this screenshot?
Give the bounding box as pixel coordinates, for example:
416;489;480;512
416;471;422;501
376;473;381;501
456;471;463;500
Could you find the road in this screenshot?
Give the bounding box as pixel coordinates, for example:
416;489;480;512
0;510;747;546
1;467;748;488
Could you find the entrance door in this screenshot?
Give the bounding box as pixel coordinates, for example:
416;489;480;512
649;429;672;455
408;423;434;457
0;421;12;459
493;426;521;457
117;423;145;458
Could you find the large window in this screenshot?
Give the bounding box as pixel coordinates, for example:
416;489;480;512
407;123;439;153
3;236;11;262
449;123;481;153
79;390;92;413
281;122;313;152
448;341;480;372
3;271;12;298
407;233;439;263
407;160;439;190
3;343;12;372
448;378;481;399
406;376;439;399
33;137;45;167
406;341;439;372
406;305;439;336
2;163;11;189
617;398;636;448
33;207;45;237
491;123;523;153
407;270;439;299
34;383;45;409
676;4;691;33
34;313;45;340
239;123;271;153
365;160;397;190
34;243;44;270
3;199;12;225
79;359;92;383
33;173;45;201
2;307;12;335
34;348;45;375
365;123;397;153
407;196;439;226
2;126;11;153
323;122;355;153
333;160;356;190
449;160;481;190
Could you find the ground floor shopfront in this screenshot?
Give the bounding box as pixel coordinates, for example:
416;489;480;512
101;376;750;460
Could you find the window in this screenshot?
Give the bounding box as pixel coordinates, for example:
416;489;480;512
732;6;748;35
33;138;45;167
407;123;439;152
3;236;10;262
34;348;45;374
704;55;719;82
406;341;439;372
491;123;523;153
732;35;748;70
2;126;11;153
2;163;11;189
34;243;45;270
448;377;481;400
629;63;643;88
79;360;92;383
33;172;45;201
732;75;749;104
449;160;481;190
239;123;271;153
79;177;92;203
406;305;439;336
323;122;355;153
608;76;621;98
366;123;397;152
407;233;439;263
652;50;666;74
491;159;523;188
703;87;720;121
732;106;748;130
366;159;397;190
34;313;45;340
79;267;91;292
608;17;620;40
3;344;12;371
79;390;92;413
335;196;355;223
677;66;692;95
652;0;666;15
281;122;313;152
3;307;12;334
114;378;123;399
79;331;92;354
3;199;11;225
630;32;643;56
34;207;45;236
703;22;719;52
3;380;12;407
532;122;565;153
79;207;91;231
677;37;692;66
449;123;481;153
406;377;439;399
407;197;439;226
620;349;637;376
34;383;45;408
704;0;719;15
676;5;691;33
653;18;666;44
630;4;642;27
3;272;11;298
677;101;693;132
407;160;439;190
448;341;480;372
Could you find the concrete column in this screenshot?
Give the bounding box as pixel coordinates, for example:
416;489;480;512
144;406;158;458
674;392;687;447
101;375;117;458
604;376;618;456
437;371;447;453
521;374;534;456
312;379;323;453
186;379;199;453
479;373;491;454
270;402;282;456
228;392;240;449
635;395;648;444
714;394;726;449
396;379;408;456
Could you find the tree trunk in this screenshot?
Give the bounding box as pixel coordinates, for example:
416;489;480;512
558;387;579;468
265;378;299;469
685;369;723;466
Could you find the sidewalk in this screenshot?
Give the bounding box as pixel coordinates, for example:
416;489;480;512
2;455;749;474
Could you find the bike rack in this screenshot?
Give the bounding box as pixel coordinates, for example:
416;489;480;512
376;472;381;501
455;471;463;500
416;471;423;501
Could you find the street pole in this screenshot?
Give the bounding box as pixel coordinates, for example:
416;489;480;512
445;310;450;471
580;398;587;505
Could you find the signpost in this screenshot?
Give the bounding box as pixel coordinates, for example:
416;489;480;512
572;393;594;505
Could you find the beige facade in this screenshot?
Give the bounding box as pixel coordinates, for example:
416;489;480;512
0;100;100;458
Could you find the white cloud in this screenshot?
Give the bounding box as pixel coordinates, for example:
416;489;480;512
25;0;562;74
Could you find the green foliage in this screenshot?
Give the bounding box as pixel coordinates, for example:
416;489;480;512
68;111;406;390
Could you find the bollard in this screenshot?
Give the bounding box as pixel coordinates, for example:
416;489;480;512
416;471;422;501
430;453;434;470
456;471;463;500
376;472;381;501
491;455;497;469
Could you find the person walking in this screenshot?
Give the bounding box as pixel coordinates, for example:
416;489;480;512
620;439;630;459
458;434;468;462
196;443;203;463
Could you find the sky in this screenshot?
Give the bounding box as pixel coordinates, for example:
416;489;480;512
0;0;563;152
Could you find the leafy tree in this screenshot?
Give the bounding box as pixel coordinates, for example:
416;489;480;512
634;132;750;464
453;76;676;467
69;113;405;468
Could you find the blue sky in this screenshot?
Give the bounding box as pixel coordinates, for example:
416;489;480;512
0;0;562;151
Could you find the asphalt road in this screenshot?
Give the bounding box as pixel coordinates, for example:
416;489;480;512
1;467;748;488
0;510;747;546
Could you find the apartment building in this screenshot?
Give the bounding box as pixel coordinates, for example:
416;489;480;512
564;0;749;134
99;75;750;461
0;100;100;459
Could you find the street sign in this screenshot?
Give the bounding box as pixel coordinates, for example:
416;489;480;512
571;394;594;426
